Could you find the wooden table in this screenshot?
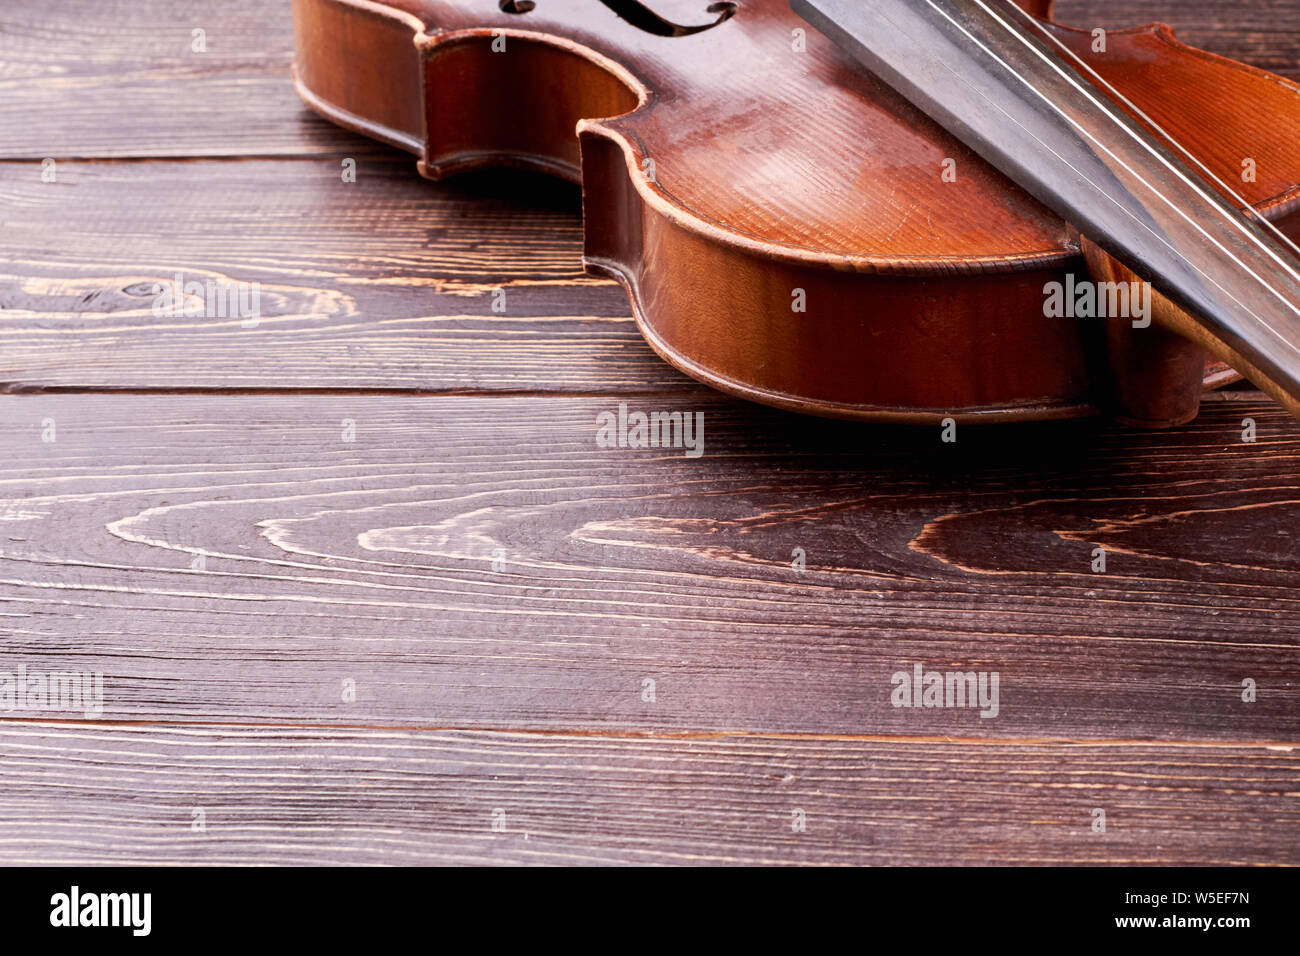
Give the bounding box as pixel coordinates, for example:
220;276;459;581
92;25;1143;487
1;0;1297;865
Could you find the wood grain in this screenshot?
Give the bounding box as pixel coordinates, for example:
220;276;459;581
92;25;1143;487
3;392;1297;740
0;159;687;393
0;722;1294;865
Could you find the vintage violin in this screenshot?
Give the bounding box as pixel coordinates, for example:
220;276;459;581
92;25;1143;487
291;0;1300;425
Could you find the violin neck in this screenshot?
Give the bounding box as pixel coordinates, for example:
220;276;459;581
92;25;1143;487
793;0;1300;417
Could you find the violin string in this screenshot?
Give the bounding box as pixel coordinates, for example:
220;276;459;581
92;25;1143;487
868;1;1273;320
1000;0;1300;264
915;0;1300;337
959;0;1300;302
881;0;1300;362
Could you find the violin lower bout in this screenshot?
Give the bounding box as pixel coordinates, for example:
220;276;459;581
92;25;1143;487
291;0;1286;426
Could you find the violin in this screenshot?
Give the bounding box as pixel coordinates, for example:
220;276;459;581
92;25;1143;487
291;0;1300;426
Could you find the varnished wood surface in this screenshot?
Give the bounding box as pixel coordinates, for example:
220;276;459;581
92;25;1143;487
1;0;1298;865
287;0;1300;421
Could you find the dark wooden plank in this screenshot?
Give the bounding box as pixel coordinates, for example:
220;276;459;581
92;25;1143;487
0;722;1294;865
3;392;1298;739
0;159;692;393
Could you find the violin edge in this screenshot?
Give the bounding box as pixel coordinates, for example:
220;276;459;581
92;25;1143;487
293;0;1083;277
292;0;1300;274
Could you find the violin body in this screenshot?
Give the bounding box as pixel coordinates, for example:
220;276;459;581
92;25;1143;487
292;0;1300;424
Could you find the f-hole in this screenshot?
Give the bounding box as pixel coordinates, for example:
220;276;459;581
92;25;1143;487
499;0;738;37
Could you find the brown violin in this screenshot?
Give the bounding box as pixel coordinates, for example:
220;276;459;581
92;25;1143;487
292;0;1300;426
